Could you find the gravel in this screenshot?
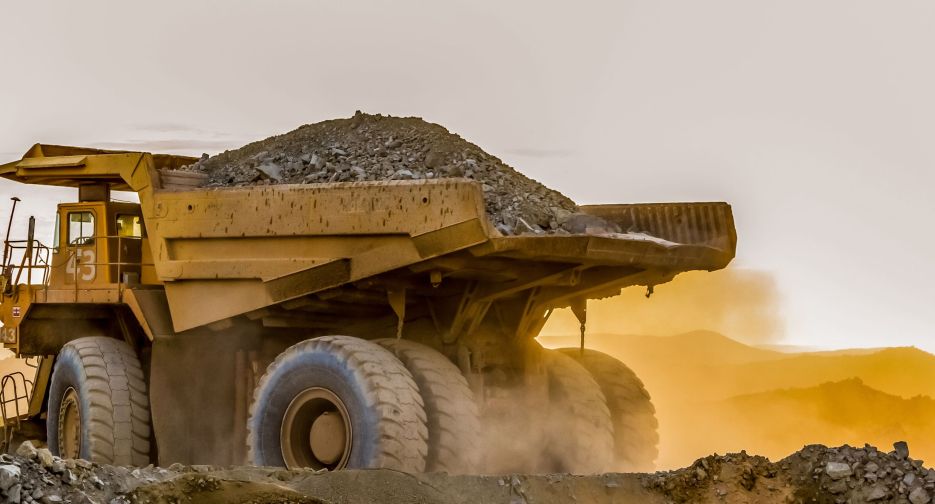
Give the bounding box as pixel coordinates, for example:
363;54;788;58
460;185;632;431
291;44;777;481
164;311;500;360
646;441;935;504
0;441;176;504
4;441;930;503
182;112;615;236
787;442;935;504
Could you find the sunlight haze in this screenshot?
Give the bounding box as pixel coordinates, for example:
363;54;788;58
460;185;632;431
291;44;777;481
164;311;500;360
2;1;933;351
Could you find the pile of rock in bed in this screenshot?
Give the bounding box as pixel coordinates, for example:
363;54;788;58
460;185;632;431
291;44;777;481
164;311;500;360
181;112;623;237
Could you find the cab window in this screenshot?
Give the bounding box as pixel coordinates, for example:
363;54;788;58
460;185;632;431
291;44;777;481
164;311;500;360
68;211;96;246
116;214;143;238
53;213;60;249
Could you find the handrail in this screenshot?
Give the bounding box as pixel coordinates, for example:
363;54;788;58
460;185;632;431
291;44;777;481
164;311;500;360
3;234;150;292
69;234;147;287
3;240;51;287
0;369;34;450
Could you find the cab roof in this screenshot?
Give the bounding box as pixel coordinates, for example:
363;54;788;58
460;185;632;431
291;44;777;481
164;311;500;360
0;144;198;191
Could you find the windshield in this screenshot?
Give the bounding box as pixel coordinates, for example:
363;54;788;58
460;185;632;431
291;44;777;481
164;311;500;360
68;211;95;246
116;214;143;238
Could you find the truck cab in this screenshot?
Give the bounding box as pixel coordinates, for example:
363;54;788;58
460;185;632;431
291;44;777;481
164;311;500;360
7;182;151;294
49;186;146;289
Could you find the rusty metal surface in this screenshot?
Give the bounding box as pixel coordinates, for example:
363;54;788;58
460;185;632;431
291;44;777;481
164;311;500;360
147;180;491;331
473;202;735;271
580;202;737;251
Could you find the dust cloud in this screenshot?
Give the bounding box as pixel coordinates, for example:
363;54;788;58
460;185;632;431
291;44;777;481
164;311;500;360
540;328;935;470
541;268;785;346
535;268;935;471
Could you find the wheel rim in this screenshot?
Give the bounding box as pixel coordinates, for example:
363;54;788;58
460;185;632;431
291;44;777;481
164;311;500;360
280;387;352;470
58;387;81;459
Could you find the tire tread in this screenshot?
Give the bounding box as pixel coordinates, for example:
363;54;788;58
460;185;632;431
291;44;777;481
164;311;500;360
559;348;659;471
49;337;151;466
247;335;428;471
543;350;615;474
375;339;481;474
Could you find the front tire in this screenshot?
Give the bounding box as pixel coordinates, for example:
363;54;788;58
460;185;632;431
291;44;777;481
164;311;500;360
247;336;428;471
47;337;151;466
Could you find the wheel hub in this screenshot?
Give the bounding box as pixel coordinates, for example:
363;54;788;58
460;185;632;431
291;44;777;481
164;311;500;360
58;387;81;459
281;387;352;470
309;412;346;464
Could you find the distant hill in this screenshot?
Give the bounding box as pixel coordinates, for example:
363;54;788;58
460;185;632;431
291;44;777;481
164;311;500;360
756;345;889;356
671;378;935;465
539;331;935;401
540;331;935;468
725;347;935;400
539;330;787;366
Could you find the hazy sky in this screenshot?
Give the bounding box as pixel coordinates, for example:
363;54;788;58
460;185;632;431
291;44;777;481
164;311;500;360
1;1;933;351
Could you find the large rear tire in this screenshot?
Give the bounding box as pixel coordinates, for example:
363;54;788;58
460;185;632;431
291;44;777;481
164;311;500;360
47;337;151;466
247;335;428;471
375;339;481;474
542;349;614;474
559;348;659;471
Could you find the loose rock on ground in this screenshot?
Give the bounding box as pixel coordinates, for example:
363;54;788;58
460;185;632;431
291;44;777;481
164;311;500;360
2;441;932;503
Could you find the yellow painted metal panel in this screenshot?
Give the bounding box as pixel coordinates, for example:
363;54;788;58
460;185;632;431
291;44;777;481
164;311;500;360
16;155;87;169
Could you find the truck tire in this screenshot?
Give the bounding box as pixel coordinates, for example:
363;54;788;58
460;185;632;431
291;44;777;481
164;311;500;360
559;348;659;471
375;339;481;474
247;335;428;471
542;349;614;473
47;337;151;466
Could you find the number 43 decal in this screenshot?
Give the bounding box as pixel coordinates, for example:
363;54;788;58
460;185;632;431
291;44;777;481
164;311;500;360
66;249;97;282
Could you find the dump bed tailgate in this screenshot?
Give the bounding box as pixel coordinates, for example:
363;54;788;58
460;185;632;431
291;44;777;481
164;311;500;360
473;202;736;271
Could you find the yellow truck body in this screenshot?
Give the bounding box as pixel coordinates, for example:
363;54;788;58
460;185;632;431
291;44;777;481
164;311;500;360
0;144;736;466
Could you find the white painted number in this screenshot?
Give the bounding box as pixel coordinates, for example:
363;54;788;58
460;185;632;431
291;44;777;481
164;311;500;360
66;249;96;282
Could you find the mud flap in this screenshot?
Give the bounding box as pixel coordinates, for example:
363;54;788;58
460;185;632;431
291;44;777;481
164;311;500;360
150;329;253;466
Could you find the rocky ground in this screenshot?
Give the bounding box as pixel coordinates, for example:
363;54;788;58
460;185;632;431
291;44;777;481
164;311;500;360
182;112;621;236
2;441;932;503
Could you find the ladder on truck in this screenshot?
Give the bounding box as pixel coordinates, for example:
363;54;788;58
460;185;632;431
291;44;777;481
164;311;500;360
0;356;41;453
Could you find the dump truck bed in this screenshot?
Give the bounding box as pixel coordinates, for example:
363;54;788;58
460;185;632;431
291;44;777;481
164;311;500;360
145;180;734;332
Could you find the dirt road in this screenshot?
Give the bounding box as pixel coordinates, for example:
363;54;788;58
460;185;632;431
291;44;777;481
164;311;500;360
2;441;930;503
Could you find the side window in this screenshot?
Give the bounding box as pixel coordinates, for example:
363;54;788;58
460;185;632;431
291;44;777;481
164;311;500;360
68;211;96;246
53;212;61;250
116;214;143;238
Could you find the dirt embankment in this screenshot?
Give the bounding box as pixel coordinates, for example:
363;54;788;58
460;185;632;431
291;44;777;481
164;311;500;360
2;441;932;504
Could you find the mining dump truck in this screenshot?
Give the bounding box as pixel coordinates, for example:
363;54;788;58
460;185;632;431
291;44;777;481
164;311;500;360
0;144;735;474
